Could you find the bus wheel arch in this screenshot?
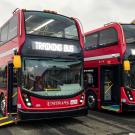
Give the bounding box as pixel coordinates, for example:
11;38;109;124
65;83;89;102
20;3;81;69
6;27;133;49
86;90;97;110
0;93;6;116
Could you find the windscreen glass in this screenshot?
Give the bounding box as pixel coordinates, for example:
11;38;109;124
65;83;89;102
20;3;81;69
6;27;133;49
22;59;83;97
24;11;78;40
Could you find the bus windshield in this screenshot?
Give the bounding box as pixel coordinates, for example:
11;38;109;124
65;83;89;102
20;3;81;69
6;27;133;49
124;61;135;90
24;11;78;40
122;25;135;89
122;24;135;44
22;59;82;97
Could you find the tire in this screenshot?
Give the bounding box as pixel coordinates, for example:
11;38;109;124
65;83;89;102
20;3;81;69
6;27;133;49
0;95;6;116
86;91;97;110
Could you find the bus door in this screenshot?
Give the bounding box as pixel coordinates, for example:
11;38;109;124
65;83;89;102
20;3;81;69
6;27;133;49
100;65;121;111
7;63;17;113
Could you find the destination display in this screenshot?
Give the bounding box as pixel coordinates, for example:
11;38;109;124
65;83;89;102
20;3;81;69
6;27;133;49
32;41;74;53
21;35;81;58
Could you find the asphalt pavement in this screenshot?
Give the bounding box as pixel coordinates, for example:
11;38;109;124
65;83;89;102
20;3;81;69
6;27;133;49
0;110;135;135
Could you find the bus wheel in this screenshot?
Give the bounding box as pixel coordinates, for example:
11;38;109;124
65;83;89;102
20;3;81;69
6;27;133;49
87;92;97;110
0;95;6;116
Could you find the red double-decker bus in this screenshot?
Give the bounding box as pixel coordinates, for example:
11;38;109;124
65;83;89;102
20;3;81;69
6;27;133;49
0;9;87;126
84;22;135;112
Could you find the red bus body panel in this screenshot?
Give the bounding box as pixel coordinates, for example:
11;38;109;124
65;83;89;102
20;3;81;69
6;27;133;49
0;9;87;120
84;22;135;112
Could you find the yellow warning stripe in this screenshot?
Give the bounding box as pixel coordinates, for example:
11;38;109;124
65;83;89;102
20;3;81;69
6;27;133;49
0;116;8;121
0;120;14;126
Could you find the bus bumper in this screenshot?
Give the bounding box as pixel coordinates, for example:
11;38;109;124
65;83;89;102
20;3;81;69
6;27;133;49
123;103;135;111
18;106;88;121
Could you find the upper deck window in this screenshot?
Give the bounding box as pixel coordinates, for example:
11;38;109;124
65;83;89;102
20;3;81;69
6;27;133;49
24;11;78;40
122;24;135;44
99;28;118;46
1;24;8;43
8;16;18;40
85;33;98;50
85;28;118;50
0;15;18;45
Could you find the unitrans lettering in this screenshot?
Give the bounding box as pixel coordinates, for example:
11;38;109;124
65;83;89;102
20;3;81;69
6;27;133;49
47;101;70;107
33;41;74;52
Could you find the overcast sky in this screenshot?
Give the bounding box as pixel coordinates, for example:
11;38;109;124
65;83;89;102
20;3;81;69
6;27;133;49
0;0;135;32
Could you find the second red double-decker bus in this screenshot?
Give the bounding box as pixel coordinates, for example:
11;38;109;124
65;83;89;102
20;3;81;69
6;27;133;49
0;9;87;126
84;22;135;112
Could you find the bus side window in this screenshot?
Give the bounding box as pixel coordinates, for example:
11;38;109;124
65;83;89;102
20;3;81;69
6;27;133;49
85;33;98;50
84;68;98;88
99;28;118;47
0;66;7;89
13;69;17;86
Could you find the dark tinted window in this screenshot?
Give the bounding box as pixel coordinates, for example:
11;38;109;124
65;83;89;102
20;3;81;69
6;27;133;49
84;68;98;88
85;33;98;50
8;16;18;40
99;28;118;46
0;15;18;45
0;67;7;88
1;24;8;43
122;24;135;43
25;11;78;40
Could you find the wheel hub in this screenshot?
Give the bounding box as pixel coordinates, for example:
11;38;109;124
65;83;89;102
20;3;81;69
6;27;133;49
88;95;95;106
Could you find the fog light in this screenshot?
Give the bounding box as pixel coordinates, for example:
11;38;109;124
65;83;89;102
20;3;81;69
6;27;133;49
126;90;134;101
122;98;126;103
22;93;32;107
79;95;84;104
80;99;83;103
129;97;133;101
27;102;32;107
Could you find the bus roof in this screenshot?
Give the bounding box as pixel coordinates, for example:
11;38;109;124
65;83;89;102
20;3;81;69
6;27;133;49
85;22;135;36
85;22;121;36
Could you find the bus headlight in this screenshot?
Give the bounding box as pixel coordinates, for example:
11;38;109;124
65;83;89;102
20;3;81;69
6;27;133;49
26;102;32;107
22;93;32;107
126;90;134;101
79;94;84;104
129;97;133;101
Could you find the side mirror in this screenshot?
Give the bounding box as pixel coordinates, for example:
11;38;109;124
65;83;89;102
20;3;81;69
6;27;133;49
123;60;130;71
13;55;21;68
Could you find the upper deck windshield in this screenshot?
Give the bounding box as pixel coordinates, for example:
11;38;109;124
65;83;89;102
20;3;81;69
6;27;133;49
22;58;82;97
122;24;135;44
24;11;78;40
122;24;135;59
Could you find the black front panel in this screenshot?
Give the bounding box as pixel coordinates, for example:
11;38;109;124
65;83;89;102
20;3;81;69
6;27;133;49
21;35;82;59
18;106;87;120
